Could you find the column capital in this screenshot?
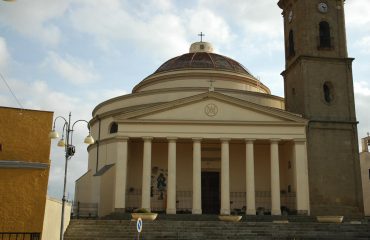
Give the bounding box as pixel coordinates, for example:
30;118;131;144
116;136;129;142
167;137;178;141
142;136;153;141
245;138;256;143
293;138;306;143
220;138;231;142
192;137;202;142
270;138;281;143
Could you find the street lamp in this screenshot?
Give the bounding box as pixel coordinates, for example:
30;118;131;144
49;112;94;240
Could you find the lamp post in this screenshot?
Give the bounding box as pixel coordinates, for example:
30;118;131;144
49;112;94;240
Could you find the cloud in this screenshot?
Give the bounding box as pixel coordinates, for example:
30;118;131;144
354;36;370;54
346;0;370;28
0;0;70;46
69;0;188;58
184;8;235;49
46;52;100;85
0;37;10;72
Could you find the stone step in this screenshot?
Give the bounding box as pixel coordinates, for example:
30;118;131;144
64;219;370;240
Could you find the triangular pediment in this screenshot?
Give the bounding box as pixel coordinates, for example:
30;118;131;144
115;92;306;124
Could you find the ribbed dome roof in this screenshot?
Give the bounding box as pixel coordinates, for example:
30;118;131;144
154;52;252;76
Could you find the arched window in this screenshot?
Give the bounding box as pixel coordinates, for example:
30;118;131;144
288;30;295;57
109;122;118;134
323;82;333;103
319;21;331;48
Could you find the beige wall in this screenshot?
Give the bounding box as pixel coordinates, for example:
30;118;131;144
42;197;71;240
360;152;370;216
99;165;115;216
75;170;92;204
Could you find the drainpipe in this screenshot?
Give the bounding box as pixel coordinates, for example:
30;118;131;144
96;115;101;173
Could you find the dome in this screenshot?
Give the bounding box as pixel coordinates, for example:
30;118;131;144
154;41;252;76
154;52;252;76
132;41;270;94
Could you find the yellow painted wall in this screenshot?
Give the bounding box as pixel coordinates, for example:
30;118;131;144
0;107;52;233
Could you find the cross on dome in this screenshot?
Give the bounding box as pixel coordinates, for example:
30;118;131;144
198;32;205;42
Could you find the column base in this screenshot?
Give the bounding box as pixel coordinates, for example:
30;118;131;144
220;209;230;215
246;209;256;215
192;209;202;214
271;209;281;215
166;208;176;214
297;210;309;215
114;208;126;213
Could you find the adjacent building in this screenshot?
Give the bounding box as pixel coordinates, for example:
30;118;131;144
0;107;53;237
360;135;370;216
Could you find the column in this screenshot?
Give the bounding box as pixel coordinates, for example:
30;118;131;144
245;139;256;215
192;138;202;214
270;139;281;215
220;138;230;215
166;137;177;214
141;137;152;211
293;139;310;215
114;137;129;212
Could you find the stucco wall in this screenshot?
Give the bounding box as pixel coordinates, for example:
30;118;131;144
0;168;49;232
0;107;52;233
42;197;71;240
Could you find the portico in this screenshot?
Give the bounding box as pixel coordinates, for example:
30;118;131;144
111;134;309;216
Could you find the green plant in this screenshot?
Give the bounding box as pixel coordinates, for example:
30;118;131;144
133;208;150;213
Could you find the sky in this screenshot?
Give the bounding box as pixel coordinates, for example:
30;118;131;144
0;0;369;201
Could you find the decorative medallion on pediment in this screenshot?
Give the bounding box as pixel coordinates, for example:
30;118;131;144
204;103;218;117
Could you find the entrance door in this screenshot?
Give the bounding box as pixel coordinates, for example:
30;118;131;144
201;172;220;214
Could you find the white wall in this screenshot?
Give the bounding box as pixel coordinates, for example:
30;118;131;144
42;197;72;240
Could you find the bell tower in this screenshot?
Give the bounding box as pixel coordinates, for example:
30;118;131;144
278;0;363;215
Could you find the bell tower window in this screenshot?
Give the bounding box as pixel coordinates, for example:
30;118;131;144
319;21;331;48
288;30;295;57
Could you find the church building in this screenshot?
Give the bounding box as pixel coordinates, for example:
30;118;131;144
75;0;364;217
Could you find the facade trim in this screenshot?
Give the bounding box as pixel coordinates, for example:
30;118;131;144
0;160;49;169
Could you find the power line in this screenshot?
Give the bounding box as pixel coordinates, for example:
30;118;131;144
0;71;24;109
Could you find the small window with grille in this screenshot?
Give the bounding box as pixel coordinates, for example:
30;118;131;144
109;122;118;134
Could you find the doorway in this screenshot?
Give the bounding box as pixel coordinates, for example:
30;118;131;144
201;172;220;214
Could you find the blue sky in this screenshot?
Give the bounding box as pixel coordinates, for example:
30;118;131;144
1;0;369;200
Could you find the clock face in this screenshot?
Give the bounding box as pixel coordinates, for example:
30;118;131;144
318;2;328;13
288;10;293;23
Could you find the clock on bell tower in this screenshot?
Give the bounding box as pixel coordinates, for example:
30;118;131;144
278;0;364;216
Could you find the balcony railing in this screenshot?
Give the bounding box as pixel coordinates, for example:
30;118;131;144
72;202;98;219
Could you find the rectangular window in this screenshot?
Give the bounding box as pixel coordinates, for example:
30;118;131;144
0;143;2;151
368;169;370;180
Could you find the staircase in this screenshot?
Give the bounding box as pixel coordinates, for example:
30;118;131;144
64;216;370;240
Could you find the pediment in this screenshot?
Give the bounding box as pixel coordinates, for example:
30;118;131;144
115;92;306;124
